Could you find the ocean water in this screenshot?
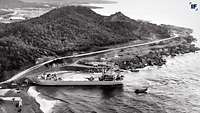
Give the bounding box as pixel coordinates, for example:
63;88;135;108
35;52;200;113
34;1;200;113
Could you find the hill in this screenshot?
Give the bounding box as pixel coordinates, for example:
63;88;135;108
0;6;170;81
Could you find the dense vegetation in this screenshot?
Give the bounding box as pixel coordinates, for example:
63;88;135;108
0;6;170;81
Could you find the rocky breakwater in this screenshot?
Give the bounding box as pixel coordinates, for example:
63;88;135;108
115;34;199;72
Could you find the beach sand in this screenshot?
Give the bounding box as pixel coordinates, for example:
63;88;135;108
27;86;60;113
0;88;43;113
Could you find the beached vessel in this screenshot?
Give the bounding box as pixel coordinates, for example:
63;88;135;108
31;68;124;86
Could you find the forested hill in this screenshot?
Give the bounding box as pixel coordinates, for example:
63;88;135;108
0;6;170;81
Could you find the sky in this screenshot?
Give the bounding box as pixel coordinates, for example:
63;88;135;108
92;0;200;39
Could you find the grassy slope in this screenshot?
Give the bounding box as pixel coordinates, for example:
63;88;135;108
0;6;170;81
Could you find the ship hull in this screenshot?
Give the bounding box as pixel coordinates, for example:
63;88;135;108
33;80;123;86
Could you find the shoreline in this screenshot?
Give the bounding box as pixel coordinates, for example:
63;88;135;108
0;40;199;113
0;24;199;113
0;87;43;113
76;35;200;74
112;37;200;72
27;86;60;113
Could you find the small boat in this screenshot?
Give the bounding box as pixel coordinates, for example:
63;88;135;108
134;87;148;94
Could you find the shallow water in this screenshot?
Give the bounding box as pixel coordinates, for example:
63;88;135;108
35;1;200;113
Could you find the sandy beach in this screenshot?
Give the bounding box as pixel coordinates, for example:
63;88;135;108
0;88;43;113
27;86;60;113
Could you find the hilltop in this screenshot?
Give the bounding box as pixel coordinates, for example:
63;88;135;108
0;6;174;81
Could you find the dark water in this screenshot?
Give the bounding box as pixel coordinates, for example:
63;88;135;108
36;86;166;113
34;52;200;113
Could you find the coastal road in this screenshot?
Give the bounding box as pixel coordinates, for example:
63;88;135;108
0;36;179;84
